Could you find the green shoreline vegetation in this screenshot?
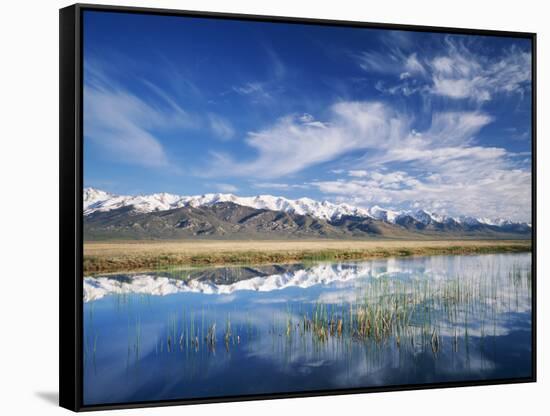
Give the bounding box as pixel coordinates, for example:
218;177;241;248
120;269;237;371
83;239;531;274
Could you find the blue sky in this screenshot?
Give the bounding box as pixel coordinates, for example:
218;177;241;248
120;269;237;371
83;11;532;221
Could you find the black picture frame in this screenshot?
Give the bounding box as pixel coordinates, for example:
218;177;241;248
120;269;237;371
59;3;537;412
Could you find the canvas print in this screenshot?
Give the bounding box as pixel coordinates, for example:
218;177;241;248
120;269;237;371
82;10;533;406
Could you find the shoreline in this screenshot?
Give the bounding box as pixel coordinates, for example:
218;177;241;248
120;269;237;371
83;239;531;274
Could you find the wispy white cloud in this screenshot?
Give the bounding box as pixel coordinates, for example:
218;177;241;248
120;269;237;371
375;79;427;97
208;113;235;140
382;30;416;49
429;41;531;102
214;183;238;193
232;81;271;99
84;83;173;168
504;127;531;142
357;49;406;74
359;37;531;103
404;52;427;75
253;182;310;190
348;170;368;178
206;102;407;178
422;111;493;145
140;78;192;121
228;47;288;106
83;58;198;170
230;79;286;104
264;46;287;80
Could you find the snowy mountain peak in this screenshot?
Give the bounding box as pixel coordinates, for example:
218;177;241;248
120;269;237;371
84;187;113;203
410;209;434;225
368;205;400;223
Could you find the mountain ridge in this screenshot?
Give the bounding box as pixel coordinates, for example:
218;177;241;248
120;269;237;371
83;199;531;241
84;187;531;229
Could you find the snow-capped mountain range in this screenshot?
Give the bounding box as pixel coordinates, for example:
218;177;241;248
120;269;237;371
83;187;530;228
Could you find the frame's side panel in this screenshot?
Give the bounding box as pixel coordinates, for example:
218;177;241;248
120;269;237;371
531;33;537;383
59;4;82;411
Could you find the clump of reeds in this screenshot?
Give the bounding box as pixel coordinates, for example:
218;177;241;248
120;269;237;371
224;315;232;350
269;261;531;357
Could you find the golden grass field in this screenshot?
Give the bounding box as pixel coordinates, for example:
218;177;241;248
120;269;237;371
83;239;532;274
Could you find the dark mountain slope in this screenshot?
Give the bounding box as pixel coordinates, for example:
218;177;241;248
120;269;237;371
84;202;531;241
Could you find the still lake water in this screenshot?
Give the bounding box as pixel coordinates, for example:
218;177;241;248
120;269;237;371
83;253;532;405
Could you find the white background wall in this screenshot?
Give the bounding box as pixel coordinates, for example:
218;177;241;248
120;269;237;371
0;0;547;414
